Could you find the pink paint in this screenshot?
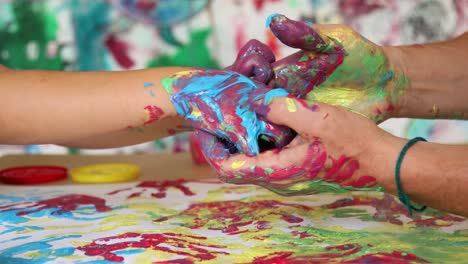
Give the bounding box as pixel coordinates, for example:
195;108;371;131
154;200;312;235
235;23;247;53
104;34;134;69
108;180;195;199
0;194;111;216
252;0;280;11
78;232;228;262
143;105;164;125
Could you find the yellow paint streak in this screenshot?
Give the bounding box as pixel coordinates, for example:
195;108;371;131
285;97;297;112
231;160;246;169
191;110;202;118
174;70;202;78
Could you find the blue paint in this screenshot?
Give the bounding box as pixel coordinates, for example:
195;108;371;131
69;0;110;70
114;248;146;255
144;82;154;88
0;194;25;203
379;70;395;87
0;225;43;235
0;235;79;264
266;13;281;28
171;70;289;155
263;89;289;105
149;90;155;97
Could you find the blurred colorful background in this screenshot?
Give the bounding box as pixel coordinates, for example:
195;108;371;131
1;0;467;156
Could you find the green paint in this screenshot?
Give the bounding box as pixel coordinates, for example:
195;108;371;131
137;127;144;133
147;28;219;69
288;0;298;8
262;179;382;196
0;1;64;70
260;135;271;142
304;37;409;122
298;55;309;62
264;168;274;175
161;77;175;94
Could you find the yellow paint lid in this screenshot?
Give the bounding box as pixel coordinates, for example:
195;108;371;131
71;163;140;183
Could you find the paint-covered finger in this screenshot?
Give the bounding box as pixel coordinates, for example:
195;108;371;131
194;130;231;168
254;96;324;136
270;51;345;97
230;53;273;83
257;117;294;149
267;14;337;53
237;39;275;63
228;39;275;83
218;143;309;184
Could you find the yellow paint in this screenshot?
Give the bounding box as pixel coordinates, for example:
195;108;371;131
285;97;297;112
71;241;89;247
231;160;246;169
71;163;140;183
174;70;202;78
191;110;202;118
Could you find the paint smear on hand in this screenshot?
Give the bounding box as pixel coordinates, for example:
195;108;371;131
285;97;297;112
144;105;164;124
231;160;246;169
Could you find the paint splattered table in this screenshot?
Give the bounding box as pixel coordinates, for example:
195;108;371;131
0;154;467;263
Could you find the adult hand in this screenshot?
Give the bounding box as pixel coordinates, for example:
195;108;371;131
166;69;293;156
230;14;407;123
209;96;396;196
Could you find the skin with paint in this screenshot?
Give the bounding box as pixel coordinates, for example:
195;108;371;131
230;14;468;123
200;97;382;196
214;97;468;217
162;69;292;156
230;14;404;123
215;14;468;216
0;67;290;155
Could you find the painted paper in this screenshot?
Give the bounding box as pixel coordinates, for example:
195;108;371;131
1;179;466;263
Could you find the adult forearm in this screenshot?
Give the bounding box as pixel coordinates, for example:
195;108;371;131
385;32;468;119
374;136;468;217
0;67;188;145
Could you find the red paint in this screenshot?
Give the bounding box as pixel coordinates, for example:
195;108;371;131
409;215;465;227
252;0;280;11
251;244;362;263
0;194;111;216
343;251;429;263
326;195;413;225
167;128;176;135
0;165;67;185
144;105;164;124
78;232;228;262
235;23;247;53
266;29;281;58
136;0;157;12
104;34;134;69
281;214;303;223
108;180;196;199
154;200;312;235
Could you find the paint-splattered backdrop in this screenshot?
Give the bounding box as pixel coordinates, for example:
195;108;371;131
0;0;467;155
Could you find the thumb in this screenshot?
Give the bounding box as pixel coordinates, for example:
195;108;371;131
257;96;324;136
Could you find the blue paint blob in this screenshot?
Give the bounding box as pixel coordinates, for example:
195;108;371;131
266;13;281;28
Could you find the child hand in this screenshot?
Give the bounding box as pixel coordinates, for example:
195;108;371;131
167;69;294;156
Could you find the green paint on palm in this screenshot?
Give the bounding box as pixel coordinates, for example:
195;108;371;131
161;77;175;94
